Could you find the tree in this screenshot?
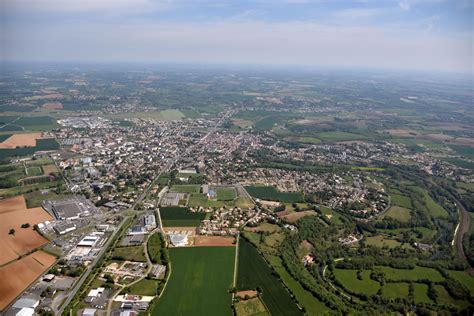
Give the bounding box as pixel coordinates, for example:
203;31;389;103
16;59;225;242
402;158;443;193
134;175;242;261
21;223;30;228
9;228;15;235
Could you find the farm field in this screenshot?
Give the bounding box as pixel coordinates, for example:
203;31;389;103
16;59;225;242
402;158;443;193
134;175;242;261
365;235;409;249
128;279;159;296
333;269;380;296
413;283;433;304
410;186;449;218
245;185;304;203
390;193;412;208
378;266;444;282
0;250;56;311
237;237;302;316
0;133;43;149
160;206;206;227
216;187;236;201
0;195;53;265
280;210;317;223
0;138;59;161
447;270;474;293
152;246;235;316
382;282;409;299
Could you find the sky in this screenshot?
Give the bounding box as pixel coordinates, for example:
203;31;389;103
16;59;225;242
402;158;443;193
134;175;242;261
1;0;473;73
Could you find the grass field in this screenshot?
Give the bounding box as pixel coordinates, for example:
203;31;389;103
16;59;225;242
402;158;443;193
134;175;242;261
216;187;235;201
237;237;302;316
245;186;304;203
147;233;164;264
127;278;159;296
413;283;432;304
170;185;201;193
447;270;474;293
234;297;269;316
333;269;380;296
411;187;449;218
390;193;412;208
160;206;205;227
0;138;59;161
316;131;367;142
153;247;235;316
379;266;444;282
107;109;185;121
381;206;411;222
112;246;147;262
365;235;408;249
382;282;409;299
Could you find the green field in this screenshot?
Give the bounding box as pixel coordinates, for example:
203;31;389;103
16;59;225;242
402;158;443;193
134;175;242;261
413;283;433;304
153;247;235;316
237;237;302;316
390;193;412;208
245;185;304;203
216;187;235;201
0;138;59;161
382;282;409;299
147;233;164;264
381;206;411;222
112;246;147;262
107;109;185;121
316;131;367;142
365;235;408;249
411;187;449;218
333;269;380;296
160;206;206;227
234;297;269;316
447;270;474;293
127;278;159;296
170;184;202;193
379;266;444;282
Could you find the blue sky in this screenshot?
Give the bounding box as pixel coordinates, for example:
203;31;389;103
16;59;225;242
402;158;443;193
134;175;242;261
1;0;472;72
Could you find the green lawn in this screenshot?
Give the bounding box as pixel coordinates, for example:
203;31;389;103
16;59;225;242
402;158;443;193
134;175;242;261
216;187;236;201
153;247;235;316
365;235;409;249
413;283;433;304
234;297;269;316
333;269;380;296
127;278;159;296
170;185;202;193
237;237;302;316
160;206;205;227
390;193;412;209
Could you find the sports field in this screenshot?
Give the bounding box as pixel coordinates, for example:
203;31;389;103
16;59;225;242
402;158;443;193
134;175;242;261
153;246;235;316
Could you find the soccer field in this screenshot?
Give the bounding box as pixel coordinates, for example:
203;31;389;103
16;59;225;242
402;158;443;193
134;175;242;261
152;246;236;316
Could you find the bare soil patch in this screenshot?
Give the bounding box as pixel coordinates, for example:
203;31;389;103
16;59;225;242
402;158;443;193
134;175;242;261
194;236;235;247
0;133;43;149
386;129;420;137
282;210;317;223
0;250;55;311
0;196;52;265
235;290;258;299
41;102;63;109
42;164;58;174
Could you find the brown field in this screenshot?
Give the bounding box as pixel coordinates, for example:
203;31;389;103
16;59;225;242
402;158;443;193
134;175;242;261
41;102;63;109
194;236;235;247
281;210;317;223
449;137;474;146
0;196;52;265
423;133;454;142
386;129;420;137
42;164;58;174
0;250;56;311
162;227;197;235
232;119;254;128
0;133;43;149
259;200;281;208
235;290;258;299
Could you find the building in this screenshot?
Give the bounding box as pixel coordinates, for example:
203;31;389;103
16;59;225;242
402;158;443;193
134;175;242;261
128;225;147;235
43;274;56;282
53;222;77;235
144;214;156;231
82;308;97;316
168;233;188;247
78;235;100;247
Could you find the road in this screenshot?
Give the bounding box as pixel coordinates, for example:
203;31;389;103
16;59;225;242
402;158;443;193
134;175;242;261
57;218;127;315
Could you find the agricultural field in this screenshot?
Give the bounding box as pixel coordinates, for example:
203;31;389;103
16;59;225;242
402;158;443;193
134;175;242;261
170;184;202;193
106;109;185;121
380;206;411;222
333;269;380;296
0;251;56;311
111;246;147;262
153;247;235;316
364;235;410;249
127;278;159;296
159;206;206;227
0;138;59;161
245;185;304;203
236;237;302;316
0;195;53;265
382;282;409;299
0;116;58;132
378;266;444;282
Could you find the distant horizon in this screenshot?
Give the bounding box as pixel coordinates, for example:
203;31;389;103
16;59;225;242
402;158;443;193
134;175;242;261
2;0;472;74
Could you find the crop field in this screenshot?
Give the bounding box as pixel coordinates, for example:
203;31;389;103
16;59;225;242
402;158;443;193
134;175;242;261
316;131;367;142
107;109;185;121
0;133;43;149
26;166;43;176
170;185;201;193
194;236;235;247
153;246;235;316
160;206;206;227
390;193;412;208
0;195;53;265
216;187;235;201
365;235;408;249
413;283;432;304
333;269;380;296
0;138;59;161
245;185;304;203
237;237;302;316
112;246;147;262
281;210;317;223
42;164;58;174
0;250;56;311
380;206;411;222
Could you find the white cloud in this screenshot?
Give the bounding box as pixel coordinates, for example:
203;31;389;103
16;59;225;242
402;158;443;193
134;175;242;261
398;1;411;11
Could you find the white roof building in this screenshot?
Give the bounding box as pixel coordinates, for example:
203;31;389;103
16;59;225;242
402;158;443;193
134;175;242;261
169;233;188;247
